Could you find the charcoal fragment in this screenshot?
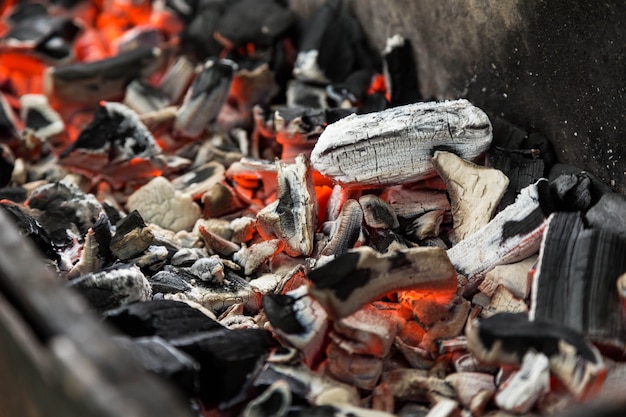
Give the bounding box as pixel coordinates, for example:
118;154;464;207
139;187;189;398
103;299;222;340
149;266;194;294
585;192;626;239
110;210;154;260
383;34;421;106
242;380;291;417
549;172;593;211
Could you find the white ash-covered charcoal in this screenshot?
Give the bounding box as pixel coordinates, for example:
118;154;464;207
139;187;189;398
67;263;151;312
480;285;528;318
263;286;329;367
198;223;241;256
383;34;421;106
310;99;492;187
447;180;551;284
530;211;626;349
68;212;112;278
326;184;362;223
326;341;383;390
103;299;222;340
234;239;284;276
382;368;455;403
45;46;162;103
444;372;495;411
158;56;196;104
585;192;626;239
319;198;363;257
171;161;225;200
326;69;374;109
432;150;509;242
293;0;374;85
379;186;451;233
330;304;397;358
186;256;225;282
359;194;399;230
257;154;317;257
478;255;536;299
254;363;360;407
241;380;292;417
170;327;277;406
226;157;279;200
123;80;170;115
150;265;194;294
19;94;65;145
174;58;237;139
170;247;207;267
494;351;550;414
110;210;154;261
286;79;330;109
308;246;457;320
230;216;257;244
405;209;446;241
127;176;201;232
466;312;606;400
113;335;200;397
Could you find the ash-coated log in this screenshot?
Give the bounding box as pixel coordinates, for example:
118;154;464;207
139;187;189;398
290;0;626;194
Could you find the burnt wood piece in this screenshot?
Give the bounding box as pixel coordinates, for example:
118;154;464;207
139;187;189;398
170;328;277;405
585;193;626;240
113;336;200;397
310;99;492;187
46;47;162;103
110;210;154;261
308;246;457;319
466;312;605;400
0;209;194;417
383;34;421;106
530;212;626;349
103;299;223;340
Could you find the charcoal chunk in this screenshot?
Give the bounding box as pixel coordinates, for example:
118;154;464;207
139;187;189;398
585;193;626;239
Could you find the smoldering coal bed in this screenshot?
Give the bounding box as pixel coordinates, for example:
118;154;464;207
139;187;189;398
1;1;626;417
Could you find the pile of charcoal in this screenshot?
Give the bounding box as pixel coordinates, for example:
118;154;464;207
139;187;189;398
1;1;626;416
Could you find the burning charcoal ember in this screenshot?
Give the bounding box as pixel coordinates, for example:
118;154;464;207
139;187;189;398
478;255;536;299
494;351;550;414
447;180;550;284
198;225;240;256
45;47;163;103
171;161;225;199
293;0;372;84
309;246;457;320
123;80;170;115
19;94;64;145
331;304;397;358
226;157;279;200
170;328;277;405
26;181;104;236
466;313;606;400
110;210;154;261
326;69;373;108
480;286;528;318
432;151;509;242
234;239;284;276
319;198;363;257
310;99;492;187
202;182;248;218
419;298;471;352
0;201;62;265
325;342;383;390
173;58;237;139
113;336;200;396
242;380;291;417
103;299;222;340
380;186;451;229
126;176;201;232
529;212;626;349
264;286;329;366
585;192;626;239
68;213;112;278
383;34;421;106
68;263;152;311
444;372;495;411
486;147;545;213
257;154;317;257
230;216;257;243
383;368;455;403
254;363;360;406
359;194;399;229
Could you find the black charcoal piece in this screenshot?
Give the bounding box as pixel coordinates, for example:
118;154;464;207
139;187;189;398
110;210;154;260
585;193;626;239
124;79;170;114
0;186;28;203
383;34;421;106
530;212;626;348
113;336;200;396
61;101;160;162
0;202;61;264
215;0;294;47
0;92;20;143
549;172;593;212
25;181;104;237
170;328;277;405
549;163;613;203
320;199;363;257
68;264;151;312
174;58;237;138
179;1;224;61
47;47;162;103
264;294;306;335
69;212;114;278
242;381;291;417
326;69;373;107
103;299;222;340
0;145;14;187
